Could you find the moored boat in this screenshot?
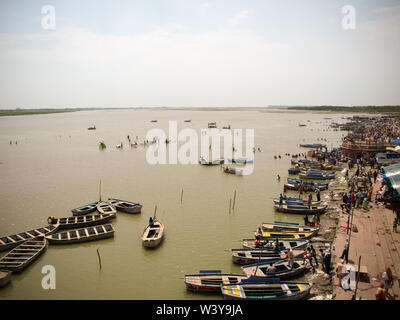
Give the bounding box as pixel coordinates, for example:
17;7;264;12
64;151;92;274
45;224;115;244
96;201;117;215
255;230;315;240
221;279;314;300
0;225;58;252
241;259;308;279
0;271;12;288
107;198;142;214
273;198;321;206
184;270;248;292
231;248;303;265
71;201;99;216
261;221;319;235
299;170;336;180
274;203;327;214
142;219;164;248
199;156;224;165
0;237;47;272
241;239;308;250
48;213;115;230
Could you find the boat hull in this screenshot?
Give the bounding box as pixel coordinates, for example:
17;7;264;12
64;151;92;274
0;271;12;288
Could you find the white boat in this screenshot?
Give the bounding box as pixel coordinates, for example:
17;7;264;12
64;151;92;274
141;219;164;248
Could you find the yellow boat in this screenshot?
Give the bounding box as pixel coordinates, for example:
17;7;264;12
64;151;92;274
254;230;314;240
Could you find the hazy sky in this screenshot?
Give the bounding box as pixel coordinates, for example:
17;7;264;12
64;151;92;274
0;0;399;109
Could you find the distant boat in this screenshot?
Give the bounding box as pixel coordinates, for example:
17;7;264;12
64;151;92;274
298;124;307;127
221;280;314;300
99;142;106;150
184;120;191;123
223;166;243;175
199;156;224;165
299;143;326;148
0;225;58;252
150;120;158;123
107;198;142;214
222;125;231;129
255;230;314;240
88;125;96;130
46;224;115;245
141;218;164;248
208;122;217;128
71;201;99;216
0;237;47;272
299;170;336;180
227;157;253;164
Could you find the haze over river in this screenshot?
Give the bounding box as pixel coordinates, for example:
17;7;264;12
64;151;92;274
0;109;348;299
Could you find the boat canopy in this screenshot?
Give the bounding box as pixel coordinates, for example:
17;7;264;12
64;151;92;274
381;163;400;196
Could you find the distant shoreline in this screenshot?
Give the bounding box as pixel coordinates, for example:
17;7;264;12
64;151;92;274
1;105;399;117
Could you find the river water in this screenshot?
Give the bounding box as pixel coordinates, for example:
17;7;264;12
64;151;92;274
0;109;348;299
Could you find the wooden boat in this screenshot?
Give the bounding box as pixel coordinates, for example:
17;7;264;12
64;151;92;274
96;201;117;215
274;203;327;214
199;156;224;165
184;120;191;123
208;122;217;128
87;125;96;130
222;125;231;129
227;158;253;164
0;237;46;272
231;249;303;265
299;143;325;148
0;224;58;252
299;171;336;180
221;279;314;300
71;201;99;216
223;166;243;175
45;224;115;244
107;198;142;214
254;230;314;240
288;167;300;174
48;213;115;230
241;259;308;279
241;239;308;251
273;198;321;206
287;178;329;188
141;219;164;248
184;270;249;292
0;271;12;288
261;221;319;235
150;120;158;123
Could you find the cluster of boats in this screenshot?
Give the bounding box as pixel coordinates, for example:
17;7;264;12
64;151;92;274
184;221;318;300
0;197;144;288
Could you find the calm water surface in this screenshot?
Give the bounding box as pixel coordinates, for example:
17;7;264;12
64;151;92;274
0;109;347;299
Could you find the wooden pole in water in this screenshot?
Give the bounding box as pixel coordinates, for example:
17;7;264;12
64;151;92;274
154;205;157;219
181;188;184;204
96;249;102;270
232;190;237;210
229;199;232;215
99;180;102;201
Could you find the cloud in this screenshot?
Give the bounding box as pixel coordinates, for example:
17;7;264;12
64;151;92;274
227;9;255;27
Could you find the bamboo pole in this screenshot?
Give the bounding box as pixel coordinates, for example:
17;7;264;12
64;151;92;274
154;205;157;219
96;249;102;270
181;188;184;204
232;190;237;210
99;180;102;201
229;199;232;215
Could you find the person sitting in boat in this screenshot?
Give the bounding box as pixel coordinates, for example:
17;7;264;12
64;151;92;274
279;194;283;207
266;263;277;274
256;227;263;239
254;239;260;248
149;216;154;226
